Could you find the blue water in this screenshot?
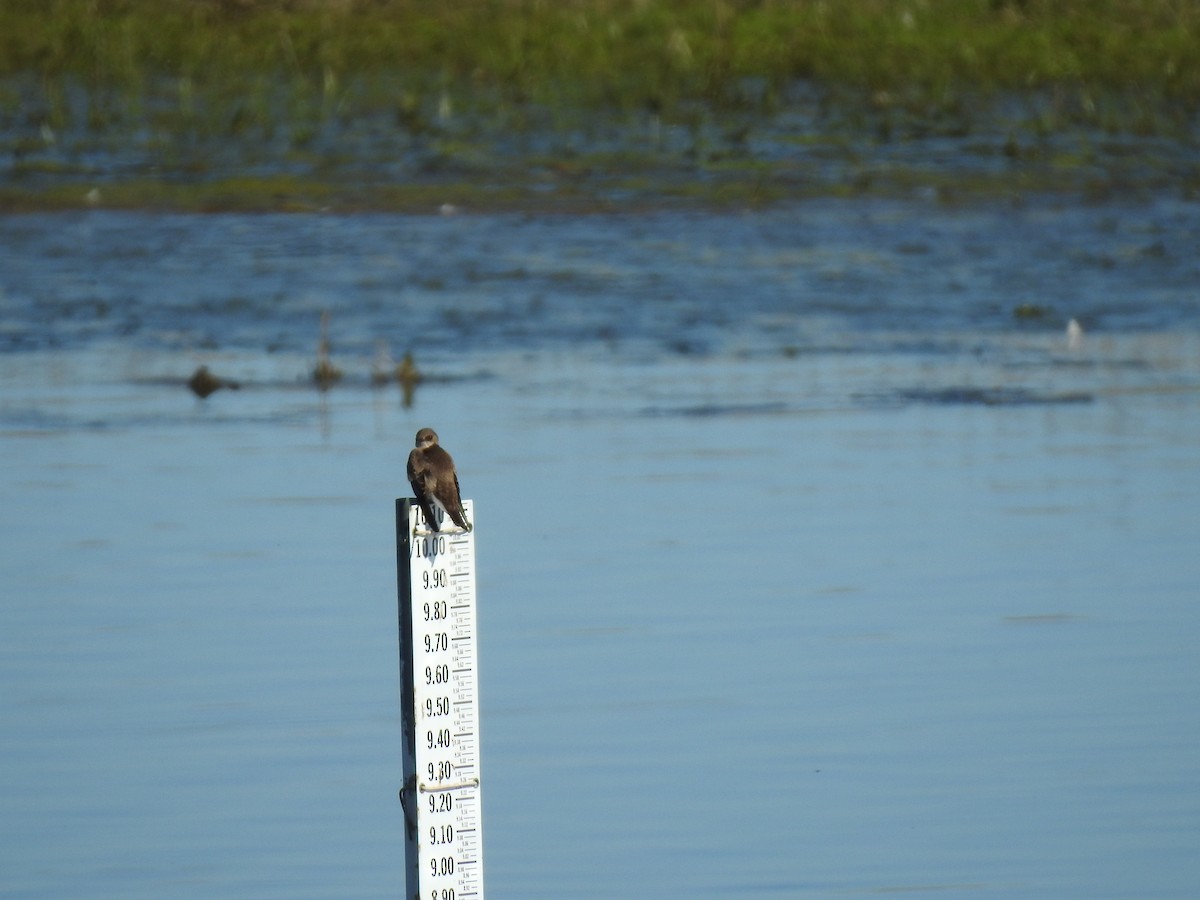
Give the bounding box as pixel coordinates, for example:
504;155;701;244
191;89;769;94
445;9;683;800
2;199;1199;898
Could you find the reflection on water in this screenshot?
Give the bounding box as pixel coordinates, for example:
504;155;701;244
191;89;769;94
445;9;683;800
1;199;1199;899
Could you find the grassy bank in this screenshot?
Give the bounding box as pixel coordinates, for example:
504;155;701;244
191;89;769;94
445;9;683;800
5;0;1199;104
1;0;1197;210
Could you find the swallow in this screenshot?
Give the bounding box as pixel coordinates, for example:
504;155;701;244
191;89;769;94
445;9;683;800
407;427;471;532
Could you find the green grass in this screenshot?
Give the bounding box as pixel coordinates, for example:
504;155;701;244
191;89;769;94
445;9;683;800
1;1;1196;210
4;0;1198;108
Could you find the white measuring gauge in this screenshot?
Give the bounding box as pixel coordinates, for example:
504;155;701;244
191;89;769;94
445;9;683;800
396;498;484;900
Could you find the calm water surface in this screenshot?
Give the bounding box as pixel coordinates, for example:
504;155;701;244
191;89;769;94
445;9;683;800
2;200;1199;898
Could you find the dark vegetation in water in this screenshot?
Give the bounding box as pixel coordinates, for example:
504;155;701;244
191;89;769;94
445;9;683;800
1;0;1198;210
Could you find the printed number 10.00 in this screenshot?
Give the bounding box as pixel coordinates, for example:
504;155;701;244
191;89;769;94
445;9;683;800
413;534;447;558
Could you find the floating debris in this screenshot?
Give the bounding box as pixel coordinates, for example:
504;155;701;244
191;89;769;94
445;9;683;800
639;401;790;418
187;365;240;399
1003;613;1086;625
895;387;1093;407
1013;302;1050;320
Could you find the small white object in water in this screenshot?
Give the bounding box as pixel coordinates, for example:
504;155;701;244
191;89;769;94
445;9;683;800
1066;318;1084;351
84;187;101;205
371;339;394;386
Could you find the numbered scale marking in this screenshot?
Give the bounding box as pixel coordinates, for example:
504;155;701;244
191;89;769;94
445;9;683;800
397;498;484;900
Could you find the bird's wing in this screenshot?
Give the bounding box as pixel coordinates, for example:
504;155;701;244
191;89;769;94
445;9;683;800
407;449;441;531
406;449;423;486
444;471;469;529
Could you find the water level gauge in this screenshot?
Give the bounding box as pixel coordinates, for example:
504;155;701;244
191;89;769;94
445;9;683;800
396;498;484;900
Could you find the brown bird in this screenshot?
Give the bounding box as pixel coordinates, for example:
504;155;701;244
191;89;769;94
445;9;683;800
187;366;240;399
312;310;342;391
395;351;422;409
407;427;471;533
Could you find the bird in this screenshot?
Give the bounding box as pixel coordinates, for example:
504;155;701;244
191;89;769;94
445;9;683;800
407;428;471;533
395;351;422;408
312;311;342;391
187;366;239;399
